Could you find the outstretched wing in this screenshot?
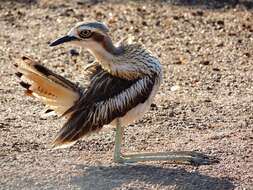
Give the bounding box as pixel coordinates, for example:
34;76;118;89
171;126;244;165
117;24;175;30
53;66;157;148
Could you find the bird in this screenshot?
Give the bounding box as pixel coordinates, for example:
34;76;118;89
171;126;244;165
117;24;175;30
14;21;218;165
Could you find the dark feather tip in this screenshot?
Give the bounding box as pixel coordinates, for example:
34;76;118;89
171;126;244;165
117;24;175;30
19;81;31;89
34;64;51;76
45;109;54;113
15;72;23;78
22;56;29;61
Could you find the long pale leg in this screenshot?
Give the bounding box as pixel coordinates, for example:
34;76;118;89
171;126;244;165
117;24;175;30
113;119;219;165
113;119;124;163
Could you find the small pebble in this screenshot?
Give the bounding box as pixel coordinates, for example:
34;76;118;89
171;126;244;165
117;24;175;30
213;68;220;71
200;60;210;65
170;85;180;91
192;10;204;16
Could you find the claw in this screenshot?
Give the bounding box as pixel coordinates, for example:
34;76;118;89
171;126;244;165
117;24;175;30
188;152;220;166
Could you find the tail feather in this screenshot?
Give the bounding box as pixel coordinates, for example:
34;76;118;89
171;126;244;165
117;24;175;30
14;56;81;116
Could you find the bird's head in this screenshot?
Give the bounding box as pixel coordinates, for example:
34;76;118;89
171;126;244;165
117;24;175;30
50;21;122;56
49;21;161;79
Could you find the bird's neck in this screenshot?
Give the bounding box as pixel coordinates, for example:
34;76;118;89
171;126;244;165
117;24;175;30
88;39;134;78
88;39;159;80
88;38;123;63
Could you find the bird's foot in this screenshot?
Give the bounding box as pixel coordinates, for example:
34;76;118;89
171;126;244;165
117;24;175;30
113;151;219;166
181;151;219;166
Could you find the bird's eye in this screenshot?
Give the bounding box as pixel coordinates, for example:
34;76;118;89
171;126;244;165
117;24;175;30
79;30;92;39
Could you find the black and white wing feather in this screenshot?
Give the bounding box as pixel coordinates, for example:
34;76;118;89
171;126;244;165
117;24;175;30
14;56;81;117
53;66;156;148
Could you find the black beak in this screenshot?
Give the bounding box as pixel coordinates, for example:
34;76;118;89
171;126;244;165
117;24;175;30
49;35;78;47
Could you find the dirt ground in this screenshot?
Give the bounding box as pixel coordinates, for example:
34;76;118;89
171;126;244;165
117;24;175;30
0;0;252;189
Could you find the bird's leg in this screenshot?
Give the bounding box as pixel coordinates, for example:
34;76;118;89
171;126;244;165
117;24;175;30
113;120;218;165
113;119;124;163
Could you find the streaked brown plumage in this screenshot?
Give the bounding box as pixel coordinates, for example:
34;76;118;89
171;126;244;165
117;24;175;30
14;21;218;165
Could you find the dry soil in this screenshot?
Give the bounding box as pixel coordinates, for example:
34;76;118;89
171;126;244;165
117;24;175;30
0;0;252;189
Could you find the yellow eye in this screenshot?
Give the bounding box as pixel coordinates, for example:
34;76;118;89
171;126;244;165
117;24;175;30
79;30;92;38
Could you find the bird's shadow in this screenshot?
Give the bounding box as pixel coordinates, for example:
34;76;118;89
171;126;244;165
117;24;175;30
70;164;235;190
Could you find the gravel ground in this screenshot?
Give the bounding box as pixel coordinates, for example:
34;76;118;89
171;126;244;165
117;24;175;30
0;0;252;189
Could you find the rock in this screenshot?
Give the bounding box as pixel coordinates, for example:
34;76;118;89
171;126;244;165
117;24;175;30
200;60;210;65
